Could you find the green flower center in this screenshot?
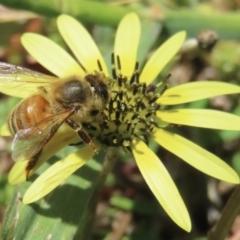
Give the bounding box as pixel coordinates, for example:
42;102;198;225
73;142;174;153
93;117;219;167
83;56;168;150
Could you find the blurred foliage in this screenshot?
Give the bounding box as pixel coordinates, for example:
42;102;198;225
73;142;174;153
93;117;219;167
1;0;240;240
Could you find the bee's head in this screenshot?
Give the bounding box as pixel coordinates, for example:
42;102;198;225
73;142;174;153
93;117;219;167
54;77;92;109
85;72;111;109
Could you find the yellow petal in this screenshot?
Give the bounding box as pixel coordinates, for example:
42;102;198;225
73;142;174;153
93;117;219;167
132;139;191;232
158;81;240;105
21;33;84;77
8;161;28;185
0;124;11;136
153;129;239;183
140;31;186;84
23;145;94;204
9;124;78;185
57;15;109;76
114;13;140;77
157;109;240;130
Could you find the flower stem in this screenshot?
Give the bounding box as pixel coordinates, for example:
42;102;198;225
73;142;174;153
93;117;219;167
74;147;119;240
208;185;240;240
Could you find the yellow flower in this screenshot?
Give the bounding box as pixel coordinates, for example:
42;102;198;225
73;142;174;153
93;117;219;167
2;13;240;232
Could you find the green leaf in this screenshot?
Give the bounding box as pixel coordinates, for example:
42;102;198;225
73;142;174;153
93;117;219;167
165;10;240;39
232;152;240;176
1;154;105;240
110;196;159;216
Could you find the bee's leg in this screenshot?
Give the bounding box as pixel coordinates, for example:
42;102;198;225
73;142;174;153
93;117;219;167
65;119;98;154
25;150;42;181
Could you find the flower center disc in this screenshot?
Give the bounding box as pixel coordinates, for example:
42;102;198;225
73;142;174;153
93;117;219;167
84;71;166;151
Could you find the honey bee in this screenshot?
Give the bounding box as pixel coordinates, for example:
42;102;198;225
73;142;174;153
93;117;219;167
0;62;110;180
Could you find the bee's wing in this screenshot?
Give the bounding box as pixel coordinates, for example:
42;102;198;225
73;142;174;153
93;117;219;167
0;62;57;98
11;111;74;162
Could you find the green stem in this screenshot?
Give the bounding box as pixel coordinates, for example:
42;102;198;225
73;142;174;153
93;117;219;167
74;147;119;240
1;0;131;26
208;185;240;240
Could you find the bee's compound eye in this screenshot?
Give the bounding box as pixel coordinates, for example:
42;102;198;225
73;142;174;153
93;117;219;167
86;75;109;103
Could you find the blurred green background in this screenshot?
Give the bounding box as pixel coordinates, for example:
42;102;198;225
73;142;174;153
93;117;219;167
1;0;240;239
